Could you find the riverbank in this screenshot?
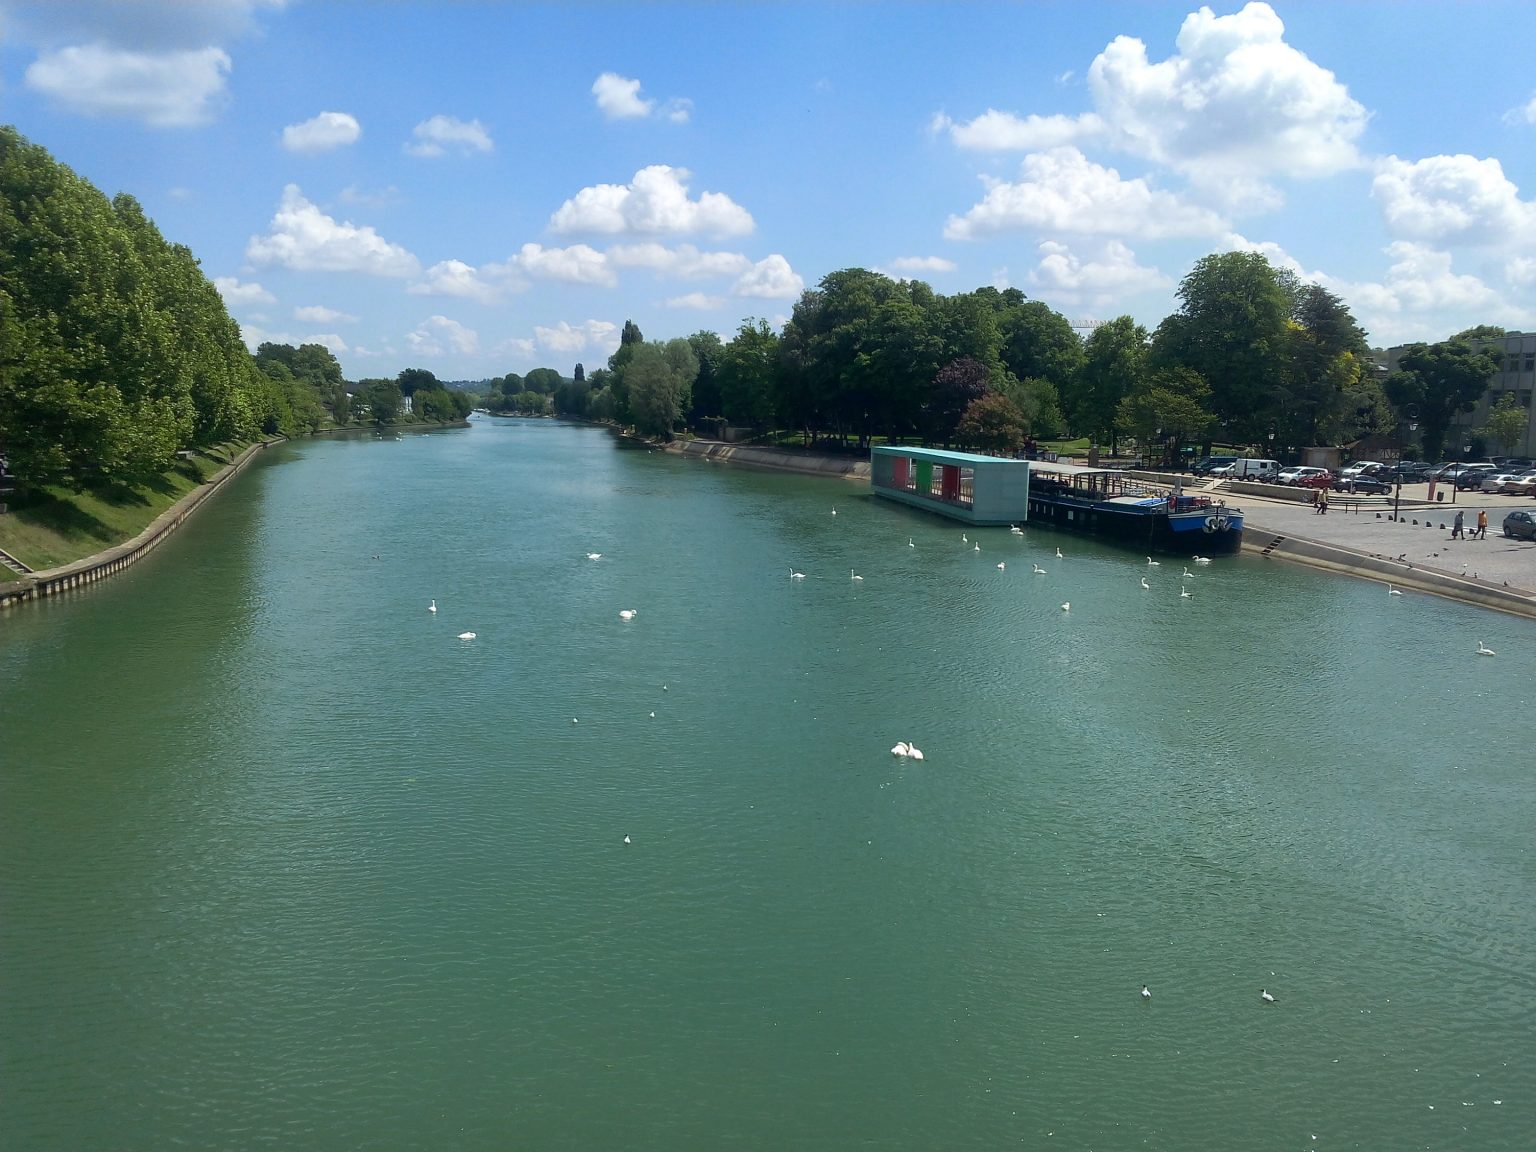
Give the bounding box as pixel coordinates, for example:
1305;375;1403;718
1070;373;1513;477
665;439;1536;617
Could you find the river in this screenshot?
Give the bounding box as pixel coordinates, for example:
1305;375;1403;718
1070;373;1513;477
2;417;1533;1150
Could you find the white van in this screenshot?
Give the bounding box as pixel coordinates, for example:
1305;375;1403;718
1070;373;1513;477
1212;458;1280;480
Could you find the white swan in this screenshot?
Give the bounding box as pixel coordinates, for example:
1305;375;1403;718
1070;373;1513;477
1476;641;1495;656
428;599;437;613
974;542;981;552
1193;555;1212;565
1180;586;1192;599
996;562;1006;570
586;552;601;561
623;835;631;844
457;631;476;640
1387;585;1403;595
1140;577;1151;590
1060;602;1071;612
789;568;806;579
850;569;863;581
619;609;637;620
891;741;911;757
1182;568;1197;579
908;537;915;548
1056;547;1064;559
1260;989;1276;1004
1010;525;1024;535
962;534;968;543
1147;556;1160;566
831;509;837;516
907;745;924;761
1141;985;1151;1001
1032;564;1046;575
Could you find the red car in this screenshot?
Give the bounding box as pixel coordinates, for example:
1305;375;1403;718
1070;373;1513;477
1294;470;1334;489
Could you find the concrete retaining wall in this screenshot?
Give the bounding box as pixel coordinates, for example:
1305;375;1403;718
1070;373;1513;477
0;440;272;612
1244;527;1536;619
669;439;871;480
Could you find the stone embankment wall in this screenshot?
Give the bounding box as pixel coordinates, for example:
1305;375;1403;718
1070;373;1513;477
669;439;871;480
0;440;272;611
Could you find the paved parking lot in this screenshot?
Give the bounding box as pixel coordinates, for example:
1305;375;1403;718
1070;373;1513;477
1238;484;1536;593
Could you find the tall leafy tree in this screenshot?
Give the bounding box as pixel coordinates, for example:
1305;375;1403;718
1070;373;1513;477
719;318;780;430
1385;339;1502;461
626;339;697;438
1482;391;1527;455
955;393;1029;456
686;330;725;424
1076;317;1148;452
1115;367;1215;466
396;367;439;397
923;357;992;446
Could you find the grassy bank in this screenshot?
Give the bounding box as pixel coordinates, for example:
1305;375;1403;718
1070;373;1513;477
0;441;254;582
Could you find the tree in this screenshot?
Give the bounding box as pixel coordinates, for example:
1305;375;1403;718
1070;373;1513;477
923;357;991;446
626;339;698;438
1284;284;1370;450
396;368;439;397
1115;368;1215;466
1483;392;1528;455
955;393;1029;456
996;299;1084;397
1076;317;1148;451
363;379;402;424
1385;340;1502;461
573;363;585;383
719;318;780;430
686;329;725;424
1151;251;1293;443
523;367;563;394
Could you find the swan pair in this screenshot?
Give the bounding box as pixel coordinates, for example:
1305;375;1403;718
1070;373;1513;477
890;741;925;761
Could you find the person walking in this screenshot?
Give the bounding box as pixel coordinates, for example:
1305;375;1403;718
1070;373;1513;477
1452;508;1465;539
1318;487;1328;515
1312;487;1323;514
1476;508;1488;539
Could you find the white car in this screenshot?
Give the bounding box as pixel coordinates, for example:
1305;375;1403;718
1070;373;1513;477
1278;466;1330;485
1480;472;1528;493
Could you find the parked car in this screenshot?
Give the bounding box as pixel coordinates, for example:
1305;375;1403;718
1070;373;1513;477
1480;471;1529;493
1387;461;1431;482
1339;460;1386;478
1279;465;1330;485
1498;470;1536;496
1501;509;1536;540
1293;470;1335;489
1455;465;1498;489
1192;455;1238;476
1332;474;1392;494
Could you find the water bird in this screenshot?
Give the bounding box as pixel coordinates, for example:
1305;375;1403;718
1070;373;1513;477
891;741;911;758
908;745;924;761
974;542;981;552
1193;555;1212;565
623;835;631;844
572;718;578;724
831;509;837;516
1476;640;1495;656
428;599;437;613
789;568;806;579
1260;989;1276;1004
1147;556;1160;566
1032;564;1046;575
1141;985;1151;1001
586;552;601;561
1060;602;1071;612
1182;568;1197;579
1140;577;1150;590
1388;584;1403;595
996;562;1006;570
1010;525;1024;535
649;711;655;718
1180;586;1192;599
1056;547;1064;559
962;534;968;543
619;609;637;620
908;537;914;547
457;631;476;640
850;569;863;581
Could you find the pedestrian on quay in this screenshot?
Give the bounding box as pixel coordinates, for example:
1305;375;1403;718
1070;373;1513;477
1312;487;1323;514
1476;508;1488;539
1452;508;1465;539
1319;488;1329;515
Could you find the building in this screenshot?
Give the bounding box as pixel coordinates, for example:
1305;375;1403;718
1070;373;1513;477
1385;331;1536;456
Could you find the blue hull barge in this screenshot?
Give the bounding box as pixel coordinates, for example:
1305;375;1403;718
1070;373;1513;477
1024;460;1243;555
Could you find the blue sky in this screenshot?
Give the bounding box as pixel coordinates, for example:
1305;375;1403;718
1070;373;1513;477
3;1;1534;382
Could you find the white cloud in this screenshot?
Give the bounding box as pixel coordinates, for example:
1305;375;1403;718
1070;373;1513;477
406;315;479;357
1507;257;1536;288
503;243;615;287
404;115;493;158
607;243;752;279
246;184;420;276
408;259;504;304
1027;240;1171;306
550;165;754;238
933;109;1104;152
533;320;620;356
294;304;357;324
883;256;959;276
213;276;275;307
4;1;287;52
592;72;654;119
25;44;231;126
664;97;693;124
282;110;360;153
337;184;402;207
732;255;804;299
944;147;1228;241
1086;2;1368;186
1504;93;1536;126
1372;154;1536;247
302;332;349;355
1327;242;1536;345
664;293;726;309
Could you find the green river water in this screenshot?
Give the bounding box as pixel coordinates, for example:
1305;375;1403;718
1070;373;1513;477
2;418;1533;1151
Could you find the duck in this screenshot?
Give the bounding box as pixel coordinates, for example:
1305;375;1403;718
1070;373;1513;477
1476;641;1495;656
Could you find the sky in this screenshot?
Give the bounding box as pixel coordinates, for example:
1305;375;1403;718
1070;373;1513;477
3;1;1535;383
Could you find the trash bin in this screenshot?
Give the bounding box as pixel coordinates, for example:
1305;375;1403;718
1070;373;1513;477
1436;491;1445;502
